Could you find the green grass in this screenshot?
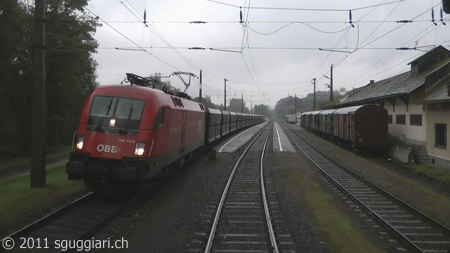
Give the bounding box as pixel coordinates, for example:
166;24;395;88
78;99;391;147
409;164;450;183
286;171;384;253
389;158;450;184
0;157;30;171
0;146;72;171
0;166;84;228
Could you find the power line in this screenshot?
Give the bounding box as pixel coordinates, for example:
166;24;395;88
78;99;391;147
117;0;201;71
97;19;446;25
86;3;244;101
293;2;444;98
84;7;181;71
246;21;352;35
100;46;438;51
88;1;449;107
336;3;444;90
207;0;406;12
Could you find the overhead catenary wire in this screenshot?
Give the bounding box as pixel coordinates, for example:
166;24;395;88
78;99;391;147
118;0;202;71
88;0;450;108
304;0;397;94
83;7;182;72
294;1;444;98
98;19;447;25
101;46;439;51
96;0;444;97
340;24;440;90
118;0;276;106
246;21;352;35
84;6;224;100
93;1;243;101
337;3;444;90
207;0;406;12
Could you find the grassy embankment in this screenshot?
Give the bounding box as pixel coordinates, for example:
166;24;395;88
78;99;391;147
0;166;84;229
0;146;72;172
403;162;450;183
0;149;84;229
282;168;385;253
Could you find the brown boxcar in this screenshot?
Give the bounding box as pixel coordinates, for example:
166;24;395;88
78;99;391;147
311;110;322;133
332;105;388;148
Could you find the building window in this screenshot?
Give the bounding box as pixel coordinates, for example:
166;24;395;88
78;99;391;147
396;114;406;125
435;124;447;149
388;115;393;124
410;114;422;126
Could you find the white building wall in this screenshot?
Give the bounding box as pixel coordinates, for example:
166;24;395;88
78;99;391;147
426;103;450;169
384;97;427;146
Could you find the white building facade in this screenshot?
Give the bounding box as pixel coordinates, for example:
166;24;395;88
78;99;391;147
337;46;450;169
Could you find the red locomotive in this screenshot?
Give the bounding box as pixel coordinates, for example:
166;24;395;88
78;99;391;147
66;73;264;193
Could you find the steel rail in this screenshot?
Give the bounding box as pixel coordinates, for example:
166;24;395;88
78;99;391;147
289;128;450;236
1;192;93;242
287;133;423;253
1;178;162;252
287;127;450;253
260;127;280;253
204;127;266;253
73;178;166;241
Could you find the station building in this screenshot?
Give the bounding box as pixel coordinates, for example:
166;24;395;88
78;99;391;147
337;46;450;169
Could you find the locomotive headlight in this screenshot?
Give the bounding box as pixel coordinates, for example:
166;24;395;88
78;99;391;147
76;136;85;150
134;142;146;156
109;118;116;127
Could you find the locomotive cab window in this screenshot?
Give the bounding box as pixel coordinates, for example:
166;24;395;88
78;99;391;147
154;108;165;129
88;96;145;134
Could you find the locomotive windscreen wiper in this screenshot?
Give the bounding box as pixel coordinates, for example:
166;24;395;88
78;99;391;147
119;102;134;135
95;98;114;131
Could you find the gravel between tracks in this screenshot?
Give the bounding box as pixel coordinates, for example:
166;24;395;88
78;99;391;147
94;132;331;252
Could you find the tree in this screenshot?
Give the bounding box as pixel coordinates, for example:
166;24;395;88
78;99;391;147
193;95;221;109
44;0;100;150
274;96;301;119
0;0;100;160
0;0;34;159
228;98;249;113
254;104;271;117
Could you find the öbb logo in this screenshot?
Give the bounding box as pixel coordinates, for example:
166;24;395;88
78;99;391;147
97;144;118;153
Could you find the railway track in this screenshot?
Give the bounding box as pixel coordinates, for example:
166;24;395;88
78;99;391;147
286;126;450;253
1;192;129;252
189;123;296;252
1;187;151;252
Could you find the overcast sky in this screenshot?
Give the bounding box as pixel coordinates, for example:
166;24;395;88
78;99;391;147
86;0;449;108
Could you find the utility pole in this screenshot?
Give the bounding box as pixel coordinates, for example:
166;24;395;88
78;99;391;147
224;79;227;111
199;69;202;102
241;94;243;113
31;0;46;188
295;93;297;114
312;78;316;110
330;64;334;102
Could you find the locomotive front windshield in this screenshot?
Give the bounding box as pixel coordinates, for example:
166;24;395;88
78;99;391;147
88;96;145;134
